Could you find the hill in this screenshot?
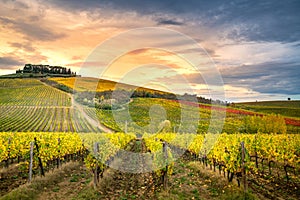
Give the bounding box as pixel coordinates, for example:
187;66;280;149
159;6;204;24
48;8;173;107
0;79;101;132
48;77;219;105
48;77;300;130
49;77;168;94
234;100;300;118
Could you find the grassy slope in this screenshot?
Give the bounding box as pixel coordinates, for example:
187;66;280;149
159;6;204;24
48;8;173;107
87;98;243;134
49;77;168;95
235;100;300;118
50;77;299;133
52;77;300;119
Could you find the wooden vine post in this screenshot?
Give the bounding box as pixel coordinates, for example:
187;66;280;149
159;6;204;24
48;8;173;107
5;137;11;167
34;137;45;176
28;141;34;182
241;141;247;193
125;120;128;133
93;142;99;189
163;141;168;190
81;139;85;162
57;138;61;168
254;135;258;168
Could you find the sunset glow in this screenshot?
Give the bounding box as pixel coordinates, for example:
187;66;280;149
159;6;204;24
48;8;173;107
1;0;299;102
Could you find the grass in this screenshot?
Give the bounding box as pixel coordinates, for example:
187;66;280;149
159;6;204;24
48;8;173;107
235;100;300;118
92;97;300;134
0;162;89;200
73;187;101;200
156;159;258;200
236;100;300;108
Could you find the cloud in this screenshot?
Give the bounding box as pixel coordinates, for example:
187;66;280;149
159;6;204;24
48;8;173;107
0;16;66;41
46;0;300;43
156;18;184;26
9;42;36;52
0;56;23;69
156;73;205;85
127;48;150;55
10;0;29;9
221;62;300;95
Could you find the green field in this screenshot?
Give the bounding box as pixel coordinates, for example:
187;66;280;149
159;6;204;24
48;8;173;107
235;101;300;118
83;98;246;134
48;77;300;134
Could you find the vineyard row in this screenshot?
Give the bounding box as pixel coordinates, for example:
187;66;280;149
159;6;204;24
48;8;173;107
0;106;101;132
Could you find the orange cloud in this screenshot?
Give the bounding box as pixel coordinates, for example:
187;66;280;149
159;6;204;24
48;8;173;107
101;48;198;81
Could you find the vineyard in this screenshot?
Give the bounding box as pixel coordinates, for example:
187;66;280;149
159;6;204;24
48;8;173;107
84;98;295;134
142;133;300;199
0;106;101;132
1;78;300;199
49;77;300;130
0;132;135;171
0;132;135;196
0;79;100;132
0;79;71;106
1;131;299;199
144;133;300;181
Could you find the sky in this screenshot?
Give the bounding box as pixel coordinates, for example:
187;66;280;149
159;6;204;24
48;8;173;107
0;0;300;102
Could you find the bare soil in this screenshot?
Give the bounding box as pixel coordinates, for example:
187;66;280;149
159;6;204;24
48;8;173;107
0;164;28;196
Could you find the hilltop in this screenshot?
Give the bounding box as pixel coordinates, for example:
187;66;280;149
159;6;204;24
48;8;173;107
0;64;79;79
47;77;223;105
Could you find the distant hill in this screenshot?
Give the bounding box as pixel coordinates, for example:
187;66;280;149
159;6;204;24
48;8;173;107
48;77;216;104
49;77;166;93
234;100;300;118
0;74;224;105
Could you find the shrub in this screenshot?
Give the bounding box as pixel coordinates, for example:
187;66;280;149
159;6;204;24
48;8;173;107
242;114;286;134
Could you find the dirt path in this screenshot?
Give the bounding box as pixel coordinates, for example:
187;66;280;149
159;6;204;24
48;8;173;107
36;162;90;200
71;98;114;133
97;140;157;199
41;80;114;133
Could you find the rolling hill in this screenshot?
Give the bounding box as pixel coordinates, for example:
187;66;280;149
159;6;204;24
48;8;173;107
234;100;300;118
